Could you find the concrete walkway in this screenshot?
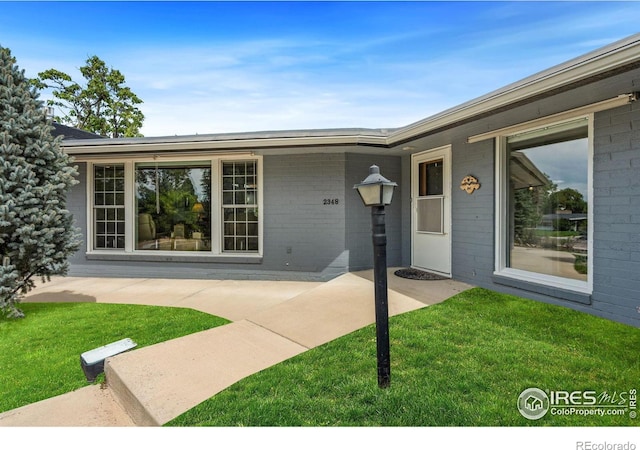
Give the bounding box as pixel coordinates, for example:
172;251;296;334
0;269;471;427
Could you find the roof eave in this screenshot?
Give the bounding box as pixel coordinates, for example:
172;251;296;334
62;132;390;156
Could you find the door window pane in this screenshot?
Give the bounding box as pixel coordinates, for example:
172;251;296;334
417;159;444;234
417;197;443;233
419;160;443;196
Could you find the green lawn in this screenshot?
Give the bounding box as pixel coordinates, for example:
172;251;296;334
0;302;229;413
168;288;640;427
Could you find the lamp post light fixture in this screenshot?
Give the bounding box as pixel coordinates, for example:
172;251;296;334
354;165;397;389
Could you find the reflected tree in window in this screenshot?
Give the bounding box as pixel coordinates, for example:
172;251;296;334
135;162;211;251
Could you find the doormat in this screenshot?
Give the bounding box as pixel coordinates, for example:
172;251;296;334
394;268;448;280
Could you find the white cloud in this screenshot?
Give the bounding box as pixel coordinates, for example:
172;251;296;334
8;2;637;138
127;35;508;136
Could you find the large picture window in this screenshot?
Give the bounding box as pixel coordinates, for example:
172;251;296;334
499;118;590;288
135;161;212;252
88;157;261;256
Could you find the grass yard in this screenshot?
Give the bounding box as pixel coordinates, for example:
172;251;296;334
168;288;640;427
0;302;229;413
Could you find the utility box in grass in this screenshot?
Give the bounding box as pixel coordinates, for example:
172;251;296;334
80;338;137;382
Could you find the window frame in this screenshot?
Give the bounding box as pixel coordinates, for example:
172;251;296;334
85;154;263;258
494;114;594;294
221;160;260;253
92;163;126;250
134;159;214;253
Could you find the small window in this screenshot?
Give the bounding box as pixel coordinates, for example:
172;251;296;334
222;161;258;252
93;164;125;249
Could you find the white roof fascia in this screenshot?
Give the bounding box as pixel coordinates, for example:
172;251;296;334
63;133;389;155
388;33;640;146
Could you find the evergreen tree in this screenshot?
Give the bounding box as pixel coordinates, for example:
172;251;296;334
0;46;80;318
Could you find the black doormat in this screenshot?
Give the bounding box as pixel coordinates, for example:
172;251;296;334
394;268;448;280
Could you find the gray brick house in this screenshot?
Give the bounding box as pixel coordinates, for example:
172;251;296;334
61;33;640;326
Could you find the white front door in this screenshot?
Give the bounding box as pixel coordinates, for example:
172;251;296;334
411;146;451;276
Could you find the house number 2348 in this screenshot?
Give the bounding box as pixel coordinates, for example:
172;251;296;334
323;198;339;205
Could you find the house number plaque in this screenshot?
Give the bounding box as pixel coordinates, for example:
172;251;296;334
460;175;480;194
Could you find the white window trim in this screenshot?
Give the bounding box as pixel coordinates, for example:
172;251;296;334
86;162;127;253
84;154;263;258
217;158;263;255
494;114;593;295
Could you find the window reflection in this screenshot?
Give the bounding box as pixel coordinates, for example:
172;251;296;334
507;120;588;281
135;161;211;251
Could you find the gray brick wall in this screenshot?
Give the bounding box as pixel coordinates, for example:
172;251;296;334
592;101;640;326
262;153;347;278
67;162;87;266
450;137;495;285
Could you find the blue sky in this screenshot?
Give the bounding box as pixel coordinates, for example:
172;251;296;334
1;1;639;137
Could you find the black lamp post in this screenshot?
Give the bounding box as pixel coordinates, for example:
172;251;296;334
354;165;397;388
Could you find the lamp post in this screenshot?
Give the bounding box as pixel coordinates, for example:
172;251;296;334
354;165;397;389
